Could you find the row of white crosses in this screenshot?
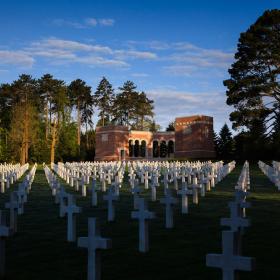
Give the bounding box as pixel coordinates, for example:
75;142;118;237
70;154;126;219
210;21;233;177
44;165;111;280
258;160;280;190
50;160;237;250
0;163;29;194
44;164;81;242
1;163;37;277
236;161;250;191
206;161;255;280
51;161;125;199
45;160;237;280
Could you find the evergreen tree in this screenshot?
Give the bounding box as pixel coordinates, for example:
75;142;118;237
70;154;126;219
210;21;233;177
271;111;280;159
113;81;138;126
213;132;220;157
166;122;175;131
218;124;234;159
68;79;92;148
94;77;114;126
224;10;280;131
133;91;154;130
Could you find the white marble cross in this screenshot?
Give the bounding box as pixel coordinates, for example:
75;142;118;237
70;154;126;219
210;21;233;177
100;172;107;192
128;173;137;188
206;230;254;280
58;187;69;217
63;194;82;242
81;176;87;197
78;218;111;280
0;173;6;193
0;211;13;277
5;192;19;232
221;202;250;233
162;172;170;192
14;191;24;215
143;171;151;189
131;183;141;209
160;190;178;228
103;187;119;222
234;190;249;218
191;177;200;204
131;198;155;252
106;170;113;185
177;184;191;214
73;176;80;191
150;180;157;202
91;179;98;207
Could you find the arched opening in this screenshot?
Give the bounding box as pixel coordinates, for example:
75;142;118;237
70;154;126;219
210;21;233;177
129;140;134;157
168;140;174;157
134;140;140;157
153;140;159;158
160;141;168;158
140;140;146;157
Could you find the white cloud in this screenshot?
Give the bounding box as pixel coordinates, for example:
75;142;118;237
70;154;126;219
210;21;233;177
147;88;231;132
131;73;149;77
22;38;129;68
115;50;157;60
99;18;115;26
75;56;128;67
85;18;98;27
52;19;85;29
30;38;113;54
0;50;34;67
162;42;234;76
163;65;196;76
51;18;115;28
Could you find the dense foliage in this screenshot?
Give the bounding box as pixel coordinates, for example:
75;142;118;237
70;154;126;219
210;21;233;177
222;9;280;160
0;75;157;163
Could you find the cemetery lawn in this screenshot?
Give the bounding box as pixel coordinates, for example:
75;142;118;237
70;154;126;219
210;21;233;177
0;163;277;280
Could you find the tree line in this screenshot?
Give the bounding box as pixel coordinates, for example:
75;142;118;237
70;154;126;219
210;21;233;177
0;75;157;164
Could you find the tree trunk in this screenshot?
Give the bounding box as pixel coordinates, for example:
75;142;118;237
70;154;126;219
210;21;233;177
25;109;29;162
45;101;49;140
85;122;89;150
50;121;57;163
77;102;81;147
102;112;104;126
20;143;25;165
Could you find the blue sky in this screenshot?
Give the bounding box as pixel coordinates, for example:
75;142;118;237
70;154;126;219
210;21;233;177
1;0;279;132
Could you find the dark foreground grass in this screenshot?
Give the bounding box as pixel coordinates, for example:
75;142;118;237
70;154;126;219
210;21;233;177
0;163;277;279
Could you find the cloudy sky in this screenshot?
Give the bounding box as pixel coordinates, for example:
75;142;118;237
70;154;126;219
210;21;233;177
1;0;279;132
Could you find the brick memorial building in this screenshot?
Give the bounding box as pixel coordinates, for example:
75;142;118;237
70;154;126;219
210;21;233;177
95;115;215;161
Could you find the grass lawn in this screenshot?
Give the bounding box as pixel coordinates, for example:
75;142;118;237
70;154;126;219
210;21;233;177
0;163;277;279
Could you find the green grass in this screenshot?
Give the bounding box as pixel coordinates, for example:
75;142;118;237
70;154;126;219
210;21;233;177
0;163;277;279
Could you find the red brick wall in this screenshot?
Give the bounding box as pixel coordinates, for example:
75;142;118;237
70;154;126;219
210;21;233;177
95;125;129;161
95;115;215;161
174;115;215;158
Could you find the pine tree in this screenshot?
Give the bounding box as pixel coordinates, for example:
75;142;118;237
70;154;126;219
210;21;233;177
94;77;114;126
218;124;234;159
224;10;280;131
68;79;92;148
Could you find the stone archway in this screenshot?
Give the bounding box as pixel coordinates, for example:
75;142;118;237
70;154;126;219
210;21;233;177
129;139;134;157
168;140;174;157
140;140;146;157
160;141;168;158
134;140;140;157
153;140;159;158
